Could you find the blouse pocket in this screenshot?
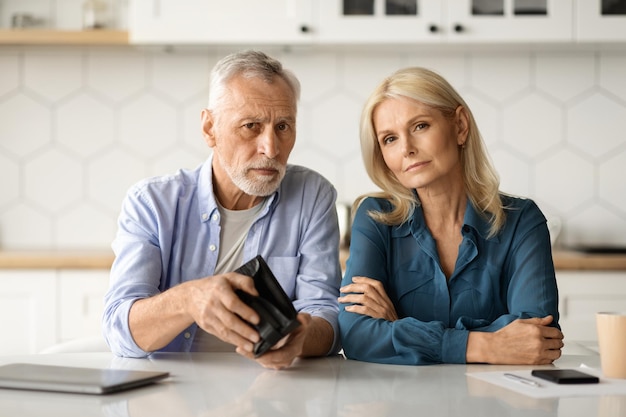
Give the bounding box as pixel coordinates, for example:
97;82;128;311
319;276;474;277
450;264;498;320
394;270;434;300
393;269;436;319
394;258;437;298
392;263;438;320
266;255;300;299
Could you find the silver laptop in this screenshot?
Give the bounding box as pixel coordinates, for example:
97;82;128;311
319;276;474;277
0;363;170;395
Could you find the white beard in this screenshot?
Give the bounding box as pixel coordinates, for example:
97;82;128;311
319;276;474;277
214;151;286;197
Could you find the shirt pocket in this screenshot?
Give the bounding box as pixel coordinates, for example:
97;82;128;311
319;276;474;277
450;264;498;320
394;270;435;299
266;255;300;299
393;267;437;319
394;259;436;298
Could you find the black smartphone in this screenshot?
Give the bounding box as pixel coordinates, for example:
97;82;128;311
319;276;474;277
531;369;599;384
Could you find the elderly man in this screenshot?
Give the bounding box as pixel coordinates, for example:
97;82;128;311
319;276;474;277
103;50;341;370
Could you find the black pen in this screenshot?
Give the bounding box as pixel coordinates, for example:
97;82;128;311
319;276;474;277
503;372;542;388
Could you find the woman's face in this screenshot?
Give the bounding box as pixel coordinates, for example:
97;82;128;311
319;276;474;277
372;96;468;194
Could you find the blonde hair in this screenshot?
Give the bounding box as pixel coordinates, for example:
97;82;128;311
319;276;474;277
357;67;505;237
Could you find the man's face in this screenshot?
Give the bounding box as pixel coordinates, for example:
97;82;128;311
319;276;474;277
202;74;297;206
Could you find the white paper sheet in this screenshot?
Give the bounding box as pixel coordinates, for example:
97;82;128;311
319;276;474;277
467;366;626;399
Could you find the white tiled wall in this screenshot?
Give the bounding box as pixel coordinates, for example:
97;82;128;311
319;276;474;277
0;45;625;250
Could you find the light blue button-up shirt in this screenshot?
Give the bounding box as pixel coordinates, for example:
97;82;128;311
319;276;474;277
103;156;342;358
340;194;559;365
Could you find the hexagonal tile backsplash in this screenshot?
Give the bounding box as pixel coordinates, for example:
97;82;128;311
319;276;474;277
0;46;625;249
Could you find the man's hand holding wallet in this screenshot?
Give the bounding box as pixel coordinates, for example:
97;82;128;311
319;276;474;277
233;255;302;361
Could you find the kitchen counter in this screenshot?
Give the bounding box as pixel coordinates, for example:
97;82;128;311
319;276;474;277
0;250;114;269
0;249;625;271
552;249;626;271
0;345;620;417
341;249;626;272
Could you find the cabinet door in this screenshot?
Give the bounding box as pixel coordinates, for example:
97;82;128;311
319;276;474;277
0;271;57;355
317;0;445;43
129;0;314;44
447;0;573;42
58;270;110;343
557;271;626;342
576;0;626;41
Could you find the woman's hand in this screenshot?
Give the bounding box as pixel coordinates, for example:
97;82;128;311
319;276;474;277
467;315;564;365
339;276;398;322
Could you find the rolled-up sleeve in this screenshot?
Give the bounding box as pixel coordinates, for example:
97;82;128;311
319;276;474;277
103;186;162;358
103;162;343;357
275;171;342;355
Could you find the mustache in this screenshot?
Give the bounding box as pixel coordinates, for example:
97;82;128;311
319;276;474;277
247;160;284;171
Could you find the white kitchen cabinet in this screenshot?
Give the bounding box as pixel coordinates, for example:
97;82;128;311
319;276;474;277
557;271;626;343
0;270;57;355
0;269;110;355
447;0;573;42
317;0;573;44
127;0;626;45
129;0;314;44
58;270;110;343
316;0;444;43
576;0;626;41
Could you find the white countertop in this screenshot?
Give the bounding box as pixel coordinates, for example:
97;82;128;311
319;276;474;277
0;343;622;417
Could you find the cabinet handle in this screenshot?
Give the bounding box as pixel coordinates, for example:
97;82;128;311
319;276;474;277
453;24;464;33
300;25;310;33
428;24;439;33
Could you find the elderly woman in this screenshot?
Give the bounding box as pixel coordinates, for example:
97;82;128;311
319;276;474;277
338;67;563;365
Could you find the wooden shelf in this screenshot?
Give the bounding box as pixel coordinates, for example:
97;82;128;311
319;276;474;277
0;249;625;271
552;250;626;271
0;250;114;269
339;249;626;272
0;29;128;45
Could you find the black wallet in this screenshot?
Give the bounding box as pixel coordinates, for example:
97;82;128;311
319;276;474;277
234;255;300;357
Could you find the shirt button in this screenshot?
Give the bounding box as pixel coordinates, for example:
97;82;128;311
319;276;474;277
212;213;219;222
209;244;216;251
184;332;191;339
201;213;209;221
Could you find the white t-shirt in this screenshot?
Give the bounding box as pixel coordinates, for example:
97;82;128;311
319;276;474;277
191;199;266;352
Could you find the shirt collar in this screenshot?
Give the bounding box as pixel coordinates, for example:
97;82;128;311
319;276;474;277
462;199;498;242
392;196;498;242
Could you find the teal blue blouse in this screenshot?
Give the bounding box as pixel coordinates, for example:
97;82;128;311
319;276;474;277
339;194;559;365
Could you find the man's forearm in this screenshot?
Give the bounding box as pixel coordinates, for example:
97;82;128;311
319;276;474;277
128;283;194;352
301;316;334;357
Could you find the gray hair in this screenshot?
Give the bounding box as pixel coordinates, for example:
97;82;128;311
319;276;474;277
208;50;301;111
